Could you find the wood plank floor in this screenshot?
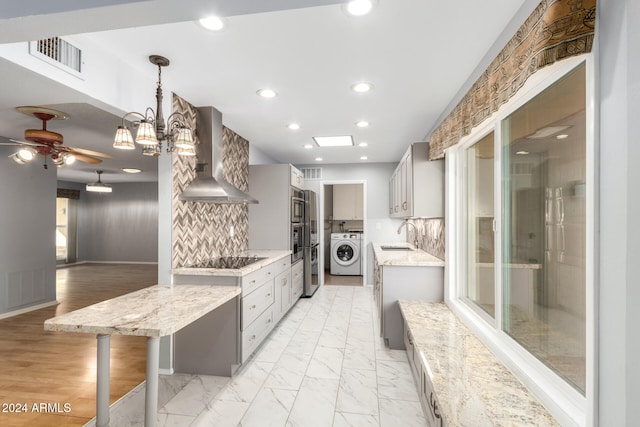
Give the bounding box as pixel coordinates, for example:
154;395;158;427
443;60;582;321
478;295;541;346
0;263;157;427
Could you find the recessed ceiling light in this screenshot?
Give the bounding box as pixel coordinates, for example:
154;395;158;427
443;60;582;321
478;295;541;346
122;168;142;174
257;88;277;98
356;120;369;128
527;125;570;139
360;156;368;160
358;142;369;147
516;151;529;155
315;157;323;161
352;82;373;93
556;134;569;140
304;144;313;149
198;16;225;31
288;123;300;130
345;0;373;16
313;135;354;147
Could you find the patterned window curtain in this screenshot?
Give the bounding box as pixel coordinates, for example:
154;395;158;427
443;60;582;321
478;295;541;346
428;0;596;160
57;188;80;199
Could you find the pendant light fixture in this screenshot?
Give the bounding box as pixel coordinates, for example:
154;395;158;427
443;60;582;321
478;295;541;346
113;55;195;157
86;170;112;193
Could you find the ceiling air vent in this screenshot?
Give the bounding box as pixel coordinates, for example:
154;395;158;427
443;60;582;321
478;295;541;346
29;37;82;77
301;167;322;180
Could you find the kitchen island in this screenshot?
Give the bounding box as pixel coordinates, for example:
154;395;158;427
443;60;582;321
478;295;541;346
44;284;241;427
172;249;300;365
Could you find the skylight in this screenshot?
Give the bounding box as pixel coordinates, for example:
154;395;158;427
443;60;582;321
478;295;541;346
313;135;354;147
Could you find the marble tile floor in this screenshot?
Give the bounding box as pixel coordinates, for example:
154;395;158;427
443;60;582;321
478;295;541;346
86;285;426;427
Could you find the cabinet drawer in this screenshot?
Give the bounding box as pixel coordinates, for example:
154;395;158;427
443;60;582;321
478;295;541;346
242;306;274;362
242;265;275;295
273;257;291;277
242;281;274;329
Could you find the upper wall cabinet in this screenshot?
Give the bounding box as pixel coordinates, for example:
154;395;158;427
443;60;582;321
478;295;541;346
333;184;364;220
389;142;444;219
290;165;304;189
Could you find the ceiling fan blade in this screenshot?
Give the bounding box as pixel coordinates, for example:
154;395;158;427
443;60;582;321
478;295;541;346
0;142;21;146
74;153;103;164
68;147;114;159
9;138;46;147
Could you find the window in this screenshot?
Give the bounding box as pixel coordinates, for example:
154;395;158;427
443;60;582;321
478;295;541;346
453;59;591;423
501;64;586;393
56;198;68;261
464;132;495;317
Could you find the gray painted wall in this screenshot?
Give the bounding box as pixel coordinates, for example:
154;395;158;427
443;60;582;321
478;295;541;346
0;148;56;315
76;181;158;263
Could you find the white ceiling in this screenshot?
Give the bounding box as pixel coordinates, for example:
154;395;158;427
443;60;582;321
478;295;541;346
0;0;529;184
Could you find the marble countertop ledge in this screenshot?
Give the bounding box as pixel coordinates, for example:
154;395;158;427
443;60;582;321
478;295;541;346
372;242;445;267
398;300;559;426
45;284;241;337
171;249;291;277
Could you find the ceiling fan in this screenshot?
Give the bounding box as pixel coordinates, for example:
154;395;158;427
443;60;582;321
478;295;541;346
1;106;113;169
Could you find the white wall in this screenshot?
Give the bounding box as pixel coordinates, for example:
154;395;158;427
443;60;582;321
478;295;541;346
249;143;279;165
598;0;640;424
0;147;56;315
296;162;404;284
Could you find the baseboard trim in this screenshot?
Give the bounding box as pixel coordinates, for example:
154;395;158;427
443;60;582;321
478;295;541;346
57;261;158;269
159;368;174;375
0;300;59;320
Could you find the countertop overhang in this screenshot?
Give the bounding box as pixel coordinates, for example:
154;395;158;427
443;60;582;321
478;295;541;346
171;250;291;277
372;242;445;267
44;284;241;337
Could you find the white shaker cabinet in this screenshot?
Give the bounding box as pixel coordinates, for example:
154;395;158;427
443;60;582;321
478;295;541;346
389;142;444;219
333;183;363;220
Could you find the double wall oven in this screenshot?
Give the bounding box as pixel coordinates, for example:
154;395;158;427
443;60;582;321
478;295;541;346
291;188;305;263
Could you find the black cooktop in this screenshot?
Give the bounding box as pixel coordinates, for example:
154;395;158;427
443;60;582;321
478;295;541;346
188;256;266;269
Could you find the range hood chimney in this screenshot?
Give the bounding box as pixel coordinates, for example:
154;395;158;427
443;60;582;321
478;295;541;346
179;106;258;204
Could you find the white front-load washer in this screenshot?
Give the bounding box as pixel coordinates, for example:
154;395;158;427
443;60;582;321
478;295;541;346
330;233;362;275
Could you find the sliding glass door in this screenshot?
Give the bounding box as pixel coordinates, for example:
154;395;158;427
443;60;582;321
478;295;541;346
462;62;587;394
501;63;586;393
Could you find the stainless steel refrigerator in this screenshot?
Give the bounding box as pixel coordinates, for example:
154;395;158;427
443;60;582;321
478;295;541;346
303;190;319;297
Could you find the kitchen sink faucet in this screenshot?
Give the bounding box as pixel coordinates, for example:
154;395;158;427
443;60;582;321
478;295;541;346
397;220;419;249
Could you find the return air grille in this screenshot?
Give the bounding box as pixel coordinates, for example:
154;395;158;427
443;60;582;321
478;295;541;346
301;167;322;180
29;37;82;75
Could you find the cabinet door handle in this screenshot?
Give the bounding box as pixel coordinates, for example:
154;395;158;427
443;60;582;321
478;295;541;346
266;293;272;298
394;206;399;212
407;330;413;346
250;304;256;310
266;318;272;324
402;201;407;210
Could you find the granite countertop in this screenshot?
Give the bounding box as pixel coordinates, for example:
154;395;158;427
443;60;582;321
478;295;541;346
171;249;291;277
398;300;559;426
44;284;241;337
372;242;445;267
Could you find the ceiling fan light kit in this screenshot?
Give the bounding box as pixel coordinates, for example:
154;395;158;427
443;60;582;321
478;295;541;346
86;170;112;193
5;106;112;168
113;55;195;157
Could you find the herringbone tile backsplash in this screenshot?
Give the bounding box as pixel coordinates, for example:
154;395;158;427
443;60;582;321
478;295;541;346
171;94;249;267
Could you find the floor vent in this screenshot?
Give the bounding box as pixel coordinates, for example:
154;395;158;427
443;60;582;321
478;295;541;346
29;37;83;76
301;167;322;180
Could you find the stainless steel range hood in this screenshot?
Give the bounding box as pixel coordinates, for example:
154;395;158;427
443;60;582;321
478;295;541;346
179;106;258;204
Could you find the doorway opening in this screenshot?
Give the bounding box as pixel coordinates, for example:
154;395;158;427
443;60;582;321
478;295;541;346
322;183;366;287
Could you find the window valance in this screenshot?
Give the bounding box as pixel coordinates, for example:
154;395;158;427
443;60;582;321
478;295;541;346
428;0;595;160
